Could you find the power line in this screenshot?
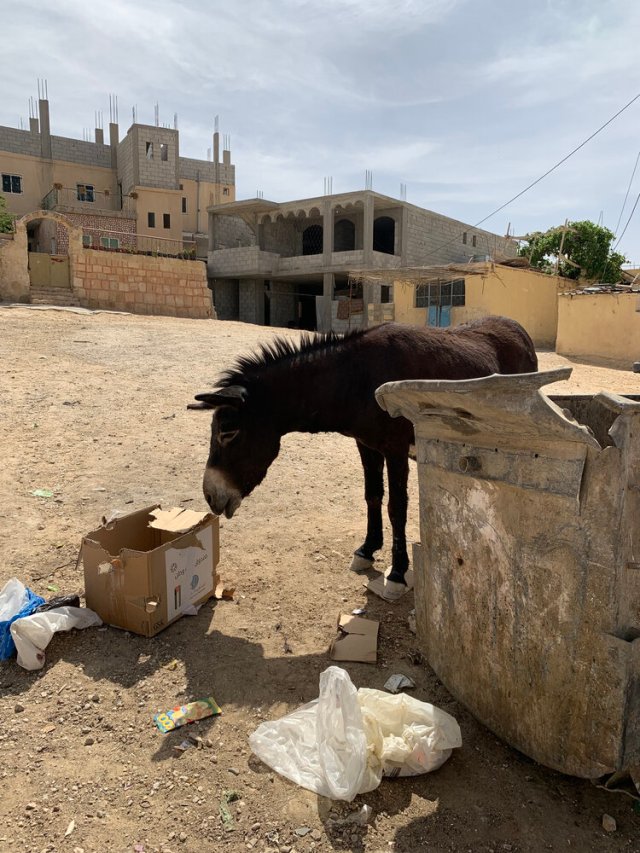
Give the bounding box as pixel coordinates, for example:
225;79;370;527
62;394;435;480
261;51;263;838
474;91;640;229
613;149;640;236
416;90;640;264
613;190;640;252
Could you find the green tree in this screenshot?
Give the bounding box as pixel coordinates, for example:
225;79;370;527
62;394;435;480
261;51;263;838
517;220;626;283
0;193;15;233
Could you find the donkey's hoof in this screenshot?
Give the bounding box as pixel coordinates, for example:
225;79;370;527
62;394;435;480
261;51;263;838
350;553;374;573
380;579;410;602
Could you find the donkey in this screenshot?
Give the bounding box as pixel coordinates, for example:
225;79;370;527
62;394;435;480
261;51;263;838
192;317;537;600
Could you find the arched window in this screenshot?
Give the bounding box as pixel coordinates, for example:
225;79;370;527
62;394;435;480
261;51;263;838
302;224;323;255
334;218;355;252
373;216;395;255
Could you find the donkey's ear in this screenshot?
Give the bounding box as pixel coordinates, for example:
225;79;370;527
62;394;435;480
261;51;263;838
190;385;248;410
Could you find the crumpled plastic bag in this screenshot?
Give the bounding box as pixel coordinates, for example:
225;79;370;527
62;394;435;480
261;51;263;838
10;606;103;670
249;666;461;801
0;578;45;660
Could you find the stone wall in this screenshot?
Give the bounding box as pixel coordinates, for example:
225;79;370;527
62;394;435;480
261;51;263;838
72;250;213;319
214;215;256;249
0;232;30;302
238;279;264;324
212;278;240;320
56;213;137;252
405;208;517;265
0;125;41;157
50;135;112;168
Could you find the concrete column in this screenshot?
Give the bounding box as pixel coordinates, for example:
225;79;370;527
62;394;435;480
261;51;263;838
363;192;374;266
38;99;52;159
362;193;375;327
95;128;104;144
208;214;216;253
29;117;39;134
109;122;119;169
400;206;409;265
318;200;334;331
317;272;334;333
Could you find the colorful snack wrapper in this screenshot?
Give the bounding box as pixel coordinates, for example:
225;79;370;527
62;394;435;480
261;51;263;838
154;696;221;733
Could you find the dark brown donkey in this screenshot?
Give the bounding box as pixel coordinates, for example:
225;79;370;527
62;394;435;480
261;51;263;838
192;316;537;600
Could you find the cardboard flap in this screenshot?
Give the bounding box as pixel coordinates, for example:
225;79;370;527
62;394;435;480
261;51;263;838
149;507;211;534
330;613;379;663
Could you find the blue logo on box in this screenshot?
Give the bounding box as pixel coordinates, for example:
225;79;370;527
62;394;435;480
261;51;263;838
191;574;199;590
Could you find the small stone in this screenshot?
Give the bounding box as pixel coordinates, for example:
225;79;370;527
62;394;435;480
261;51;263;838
311;829;322;841
81;726;91;735
84;736;95;746
251;822;261;832
90;694;100;703
295;826;311;837
73;847;85;853
602;813;617;833
228;767;240;776
178;832;187;843
14;704;25;713
25;802;37;811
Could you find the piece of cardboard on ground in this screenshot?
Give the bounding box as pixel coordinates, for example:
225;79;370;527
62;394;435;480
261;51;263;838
81;504;219;637
366;567;415;601
329;613;379;663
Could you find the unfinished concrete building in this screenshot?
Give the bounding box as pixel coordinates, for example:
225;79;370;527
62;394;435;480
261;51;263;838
0;95;234;258
207;191;518;332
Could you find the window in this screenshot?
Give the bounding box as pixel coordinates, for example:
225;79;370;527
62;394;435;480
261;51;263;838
163;213;171;229
100;237;120;249
223;187;230;196
148;212;155;228
77;184;94;202
82;234;93;247
472;235;477;247
416;279;465;308
146;142;153;159
2;174;22;194
179;184;184;190
160;143;168;161
462;232;467;245
182;197;187;213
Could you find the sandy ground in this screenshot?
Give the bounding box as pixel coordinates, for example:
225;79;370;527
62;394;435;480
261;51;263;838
1;306;639;853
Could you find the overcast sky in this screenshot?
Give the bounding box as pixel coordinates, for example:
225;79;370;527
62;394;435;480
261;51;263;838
2;0;640;263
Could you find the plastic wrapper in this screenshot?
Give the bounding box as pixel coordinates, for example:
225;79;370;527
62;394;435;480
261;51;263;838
249;666;461;801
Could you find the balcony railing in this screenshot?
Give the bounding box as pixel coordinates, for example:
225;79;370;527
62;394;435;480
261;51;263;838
82;227;197;259
42;187;135;216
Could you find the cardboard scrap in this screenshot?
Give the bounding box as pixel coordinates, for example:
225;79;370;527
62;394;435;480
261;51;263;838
149;506;209;534
366;567;415;602
214;574;235;601
329;613;379;663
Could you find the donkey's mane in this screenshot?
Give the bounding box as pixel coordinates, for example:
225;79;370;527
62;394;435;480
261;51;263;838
218;326;372;388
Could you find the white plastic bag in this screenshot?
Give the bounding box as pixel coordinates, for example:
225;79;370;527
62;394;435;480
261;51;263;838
10;606;103;670
249;666;461;801
0;578;29;620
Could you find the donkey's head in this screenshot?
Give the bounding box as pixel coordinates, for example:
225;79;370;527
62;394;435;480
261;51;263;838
192;385;281;519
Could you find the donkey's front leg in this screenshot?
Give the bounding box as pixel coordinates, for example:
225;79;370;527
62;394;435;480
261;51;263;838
351;441;384;572
384;451;410;597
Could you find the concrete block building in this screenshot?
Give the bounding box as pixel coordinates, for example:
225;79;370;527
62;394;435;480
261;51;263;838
0;96;235;257
207;191;518;331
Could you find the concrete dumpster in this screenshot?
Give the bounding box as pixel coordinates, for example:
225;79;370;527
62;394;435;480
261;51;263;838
376;368;640;778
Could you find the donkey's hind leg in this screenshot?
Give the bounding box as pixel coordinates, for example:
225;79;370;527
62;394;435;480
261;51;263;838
351;441;384;572
383;450;411;600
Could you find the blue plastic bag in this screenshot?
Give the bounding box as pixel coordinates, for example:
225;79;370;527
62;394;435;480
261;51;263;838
0;580;45;660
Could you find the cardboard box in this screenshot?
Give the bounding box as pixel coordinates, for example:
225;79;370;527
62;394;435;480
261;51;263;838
81;505;219;637
329;613;379;663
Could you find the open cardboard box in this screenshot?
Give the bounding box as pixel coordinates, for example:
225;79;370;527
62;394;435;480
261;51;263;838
80;505;219;637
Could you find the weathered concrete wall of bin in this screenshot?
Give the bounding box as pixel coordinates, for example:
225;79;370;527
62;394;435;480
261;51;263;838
376;370;640;778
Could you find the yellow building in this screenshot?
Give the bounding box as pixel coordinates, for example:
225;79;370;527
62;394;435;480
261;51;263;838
0;96;235;257
383;260;568;349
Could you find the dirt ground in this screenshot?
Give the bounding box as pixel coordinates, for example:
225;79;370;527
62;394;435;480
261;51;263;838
1;306;639;853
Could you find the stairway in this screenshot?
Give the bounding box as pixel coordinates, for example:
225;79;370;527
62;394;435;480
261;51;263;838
30;287;81;307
